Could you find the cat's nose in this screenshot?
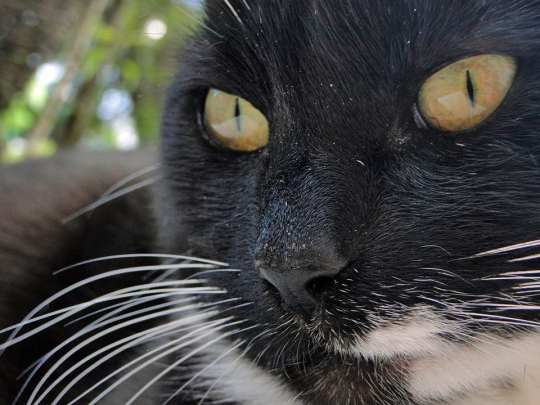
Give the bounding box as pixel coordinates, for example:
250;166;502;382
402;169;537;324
256;248;347;318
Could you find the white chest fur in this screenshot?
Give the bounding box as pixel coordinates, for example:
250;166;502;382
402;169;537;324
198;341;304;405
409;332;540;405
195;312;540;404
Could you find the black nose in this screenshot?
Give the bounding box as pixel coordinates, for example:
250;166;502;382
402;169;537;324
256;250;347;318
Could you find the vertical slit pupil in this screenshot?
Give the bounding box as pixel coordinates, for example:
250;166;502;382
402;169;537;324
234;98;241;131
466;70;475;105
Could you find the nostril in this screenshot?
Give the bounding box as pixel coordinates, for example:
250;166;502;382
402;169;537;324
256;250;348;317
306;276;335;299
262;278;280;296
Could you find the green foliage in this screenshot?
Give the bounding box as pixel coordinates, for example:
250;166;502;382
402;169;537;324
1;95;36;136
0;0;200;163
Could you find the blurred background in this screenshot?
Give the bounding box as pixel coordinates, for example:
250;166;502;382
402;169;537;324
0;0;202;163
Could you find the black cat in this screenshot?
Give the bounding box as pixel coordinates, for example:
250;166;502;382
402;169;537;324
2;0;540;404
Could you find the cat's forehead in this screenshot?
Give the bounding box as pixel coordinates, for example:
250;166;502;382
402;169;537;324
204;0;539;55
200;0;539;103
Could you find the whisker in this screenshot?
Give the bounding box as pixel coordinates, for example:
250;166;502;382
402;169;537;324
509;253;540;262
472;303;540;311
89;321;250;405
27;305;233;405
486;269;540;278
15;295;200;387
0;303;104;336
420;267;475;287
61;176;160;224
1;266;219;351
175;3;223;38
1;281;221;350
124;324;259;405
151;267;240;285
100;164;160;199
54;254;227;275
64;300;247;404
484;276;540;282
61;304;242;405
466;312;540;328
196;329;269;405
82;294;199;332
222;0;244;25
0;291;197;339
161;339;245;405
472;239;540;258
50;317;233;405
20;294;228;383
514;283;540;291
186;269;242;280
18;310;219;405
240;0;251;11
72;281;217;329
64;295;195;327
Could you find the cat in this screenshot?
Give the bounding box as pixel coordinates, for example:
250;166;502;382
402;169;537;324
1;0;540;404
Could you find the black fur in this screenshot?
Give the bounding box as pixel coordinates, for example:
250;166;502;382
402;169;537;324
2;1;540;404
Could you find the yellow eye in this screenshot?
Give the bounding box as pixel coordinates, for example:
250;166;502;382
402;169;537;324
204;89;269;151
417;54;517;132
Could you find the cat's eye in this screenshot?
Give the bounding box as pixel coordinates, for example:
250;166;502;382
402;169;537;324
416;54;517;132
203;89;269;151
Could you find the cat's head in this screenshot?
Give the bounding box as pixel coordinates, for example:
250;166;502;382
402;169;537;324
160;0;540;400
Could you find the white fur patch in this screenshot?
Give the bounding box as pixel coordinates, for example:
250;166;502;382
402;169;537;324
197;341;304;405
409;332;540;405
327;307;540;404
349;310;457;359
187;308;540;404
324;307;459;360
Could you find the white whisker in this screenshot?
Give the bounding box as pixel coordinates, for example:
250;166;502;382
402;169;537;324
51;317;232;405
89;321;249;405
186;269;242;280
162;339;245;405
487;269;540;277
62;302;242;405
13;295;201;397
472;239;540;258
1;266;219;351
222;0;243;25
1;283;221;351
466;312;540;328
175;4;223;38
514;283;540;291
54;254;226;275
100;164;160;199
61;176;160;224
473;303;540;311
65;295;195;327
151;267;239;285
82;294;198;332
16;295;229;397
240;0;250;11
484;276;540;282
197;329;269;405
28;304;231;404
124;324;258;405
509;253;540;262
23;295;231;387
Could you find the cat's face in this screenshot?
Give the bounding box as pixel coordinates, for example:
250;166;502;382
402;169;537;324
161;0;540;402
